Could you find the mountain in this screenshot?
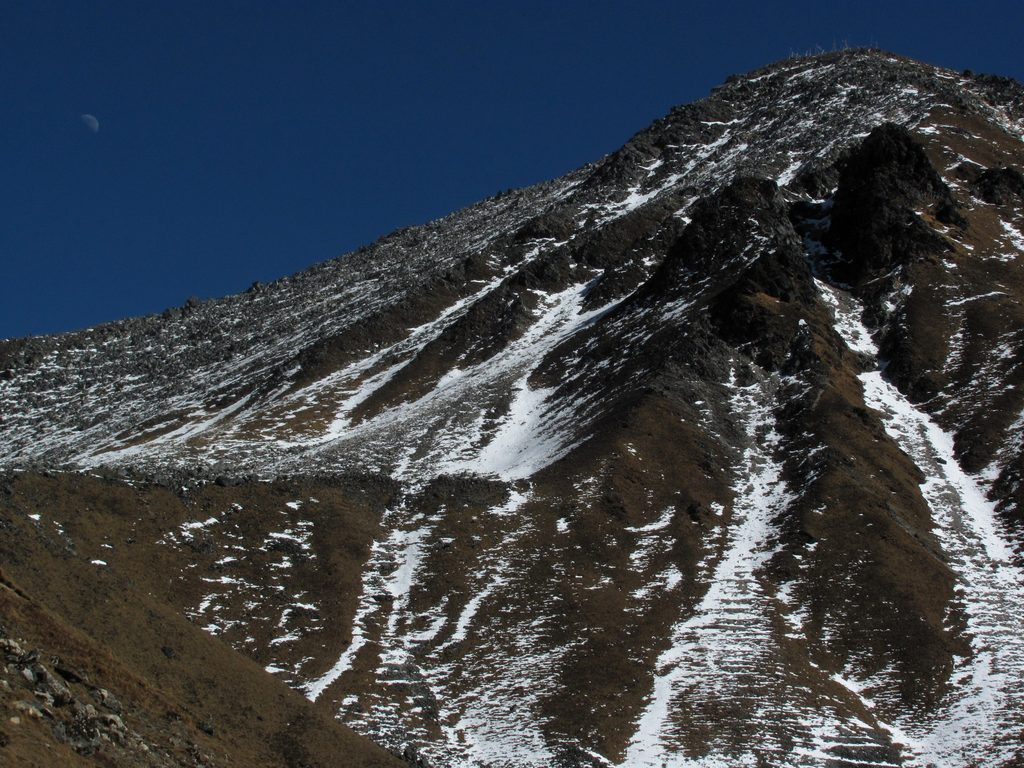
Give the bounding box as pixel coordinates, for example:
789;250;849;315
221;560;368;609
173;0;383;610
2;48;1024;767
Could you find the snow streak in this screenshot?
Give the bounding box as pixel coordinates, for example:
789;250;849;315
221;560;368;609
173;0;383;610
621;367;797;766
822;282;1024;768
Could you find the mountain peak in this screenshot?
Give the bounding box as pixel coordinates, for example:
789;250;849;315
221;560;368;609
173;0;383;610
3;51;1024;767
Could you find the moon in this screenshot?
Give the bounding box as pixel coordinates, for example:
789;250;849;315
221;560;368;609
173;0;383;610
80;114;100;134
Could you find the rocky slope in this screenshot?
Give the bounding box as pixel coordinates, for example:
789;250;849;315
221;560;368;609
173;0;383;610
2;49;1024;767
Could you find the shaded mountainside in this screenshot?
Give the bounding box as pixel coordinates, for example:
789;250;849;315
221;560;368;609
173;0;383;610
2;49;1024;767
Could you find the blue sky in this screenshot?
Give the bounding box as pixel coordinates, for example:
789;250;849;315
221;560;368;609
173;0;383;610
3;1;1022;338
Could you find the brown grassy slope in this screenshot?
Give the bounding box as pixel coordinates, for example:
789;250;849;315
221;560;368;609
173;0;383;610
0;471;398;695
0;475;404;768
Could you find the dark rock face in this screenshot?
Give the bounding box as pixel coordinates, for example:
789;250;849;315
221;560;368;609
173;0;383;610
820;124;971;403
649;177;790;294
972;166;1024;205
635;176;819;374
2;50;1024;768
826;123;955;286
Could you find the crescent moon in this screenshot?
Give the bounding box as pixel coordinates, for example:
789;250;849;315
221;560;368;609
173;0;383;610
80;114;100;133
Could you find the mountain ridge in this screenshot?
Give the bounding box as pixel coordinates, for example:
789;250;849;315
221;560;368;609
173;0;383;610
2;49;1022;480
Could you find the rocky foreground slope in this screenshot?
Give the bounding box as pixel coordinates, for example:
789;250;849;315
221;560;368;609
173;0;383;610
2;49;1024;767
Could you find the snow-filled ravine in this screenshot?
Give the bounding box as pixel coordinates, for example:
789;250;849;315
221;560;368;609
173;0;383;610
620;365;796;767
616;364;914;768
820;281;1024;768
301;488;562;767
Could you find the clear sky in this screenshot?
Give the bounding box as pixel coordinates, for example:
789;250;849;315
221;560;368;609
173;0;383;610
3;1;1023;338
